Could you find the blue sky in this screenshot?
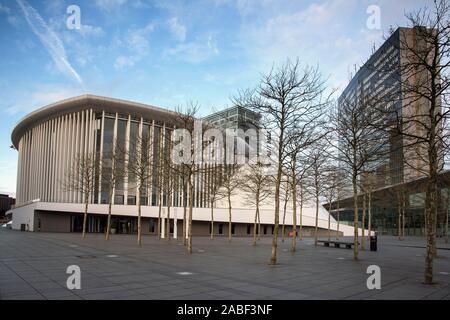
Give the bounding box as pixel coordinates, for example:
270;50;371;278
0;0;429;195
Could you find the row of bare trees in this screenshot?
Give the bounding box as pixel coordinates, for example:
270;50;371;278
61;0;450;286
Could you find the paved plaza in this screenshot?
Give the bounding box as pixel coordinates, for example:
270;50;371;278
0;229;449;300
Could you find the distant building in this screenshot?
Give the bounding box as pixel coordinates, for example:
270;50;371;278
202;106;261;131
0;194;15;218
338;27;442;189
334;27;445;236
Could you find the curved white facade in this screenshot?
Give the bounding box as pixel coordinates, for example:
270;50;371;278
13;95;180;207
10;94;362;237
16;109;96;205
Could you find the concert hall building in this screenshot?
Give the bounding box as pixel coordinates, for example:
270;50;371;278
7;94;358;237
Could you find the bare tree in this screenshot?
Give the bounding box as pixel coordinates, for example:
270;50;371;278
170;102;210;254
295;155;314;242
124;126;154;246
160;127;177;241
280;177;291;242
379;1;450;283
305;146;329;246
233;59;330;264
330;96;386;260
62;152;97;238
207;164;223;240
241;162;272;246
324;163;341;241
218;164;241;242
100;138;124;240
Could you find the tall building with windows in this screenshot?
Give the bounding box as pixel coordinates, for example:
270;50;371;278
8;94;362;237
338;27;440;189
333;27;445;236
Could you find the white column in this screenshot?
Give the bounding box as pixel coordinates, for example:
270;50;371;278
161;208;166;239
173;207;178;239
67;114;74;203
42;121;49;202
62;115;69;202
124;115;131;205
73;113;80;203
98;111;105;203
112;113;118;205
149;120;155;206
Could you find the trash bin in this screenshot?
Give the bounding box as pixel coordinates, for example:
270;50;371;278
370;235;377;251
20;223;26;231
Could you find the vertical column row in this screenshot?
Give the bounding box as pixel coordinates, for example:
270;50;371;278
15;110;98;205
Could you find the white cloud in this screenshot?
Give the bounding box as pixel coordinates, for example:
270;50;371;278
0;4;11;14
165;35;219;63
0;3;20;27
95;0;128;11
77;24;104;37
5;84;83;116
114;55;137;69
113;22;155;70
15;0;83;85
167;17;187;42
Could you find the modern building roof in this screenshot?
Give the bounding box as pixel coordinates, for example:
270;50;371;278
11;94;179;148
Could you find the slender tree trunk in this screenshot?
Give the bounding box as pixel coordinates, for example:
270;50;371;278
210;201;214;240
299;199;303;241
328;197;331;242
106;191;113;240
336;196;340;240
187;176;194;254
137;198;142;246
398;191;402;241
183;194;187;245
445;192;449;244
253;206;258;246
166;198;171;241
257;209;261;240
82;199;89;238
352;173;359;260
402;192;406;239
314;191;319;246
253;192;260;246
228;193;232;242
291;181;297;252
270;165;282;265
158;188;162;240
424;136;438;284
282;197;287;242
361;193;366;250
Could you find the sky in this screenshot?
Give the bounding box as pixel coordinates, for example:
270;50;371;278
0;0;430;196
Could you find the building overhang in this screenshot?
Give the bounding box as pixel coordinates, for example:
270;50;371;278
11;94;179;148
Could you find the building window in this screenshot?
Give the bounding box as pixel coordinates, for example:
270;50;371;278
127;195;136;205
247;225;251;235
232;224;236;235
114;195;124;205
219;224;223;235
264;225;267;235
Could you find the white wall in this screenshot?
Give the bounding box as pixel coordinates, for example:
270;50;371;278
10;202;38;231
9;201;369;236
